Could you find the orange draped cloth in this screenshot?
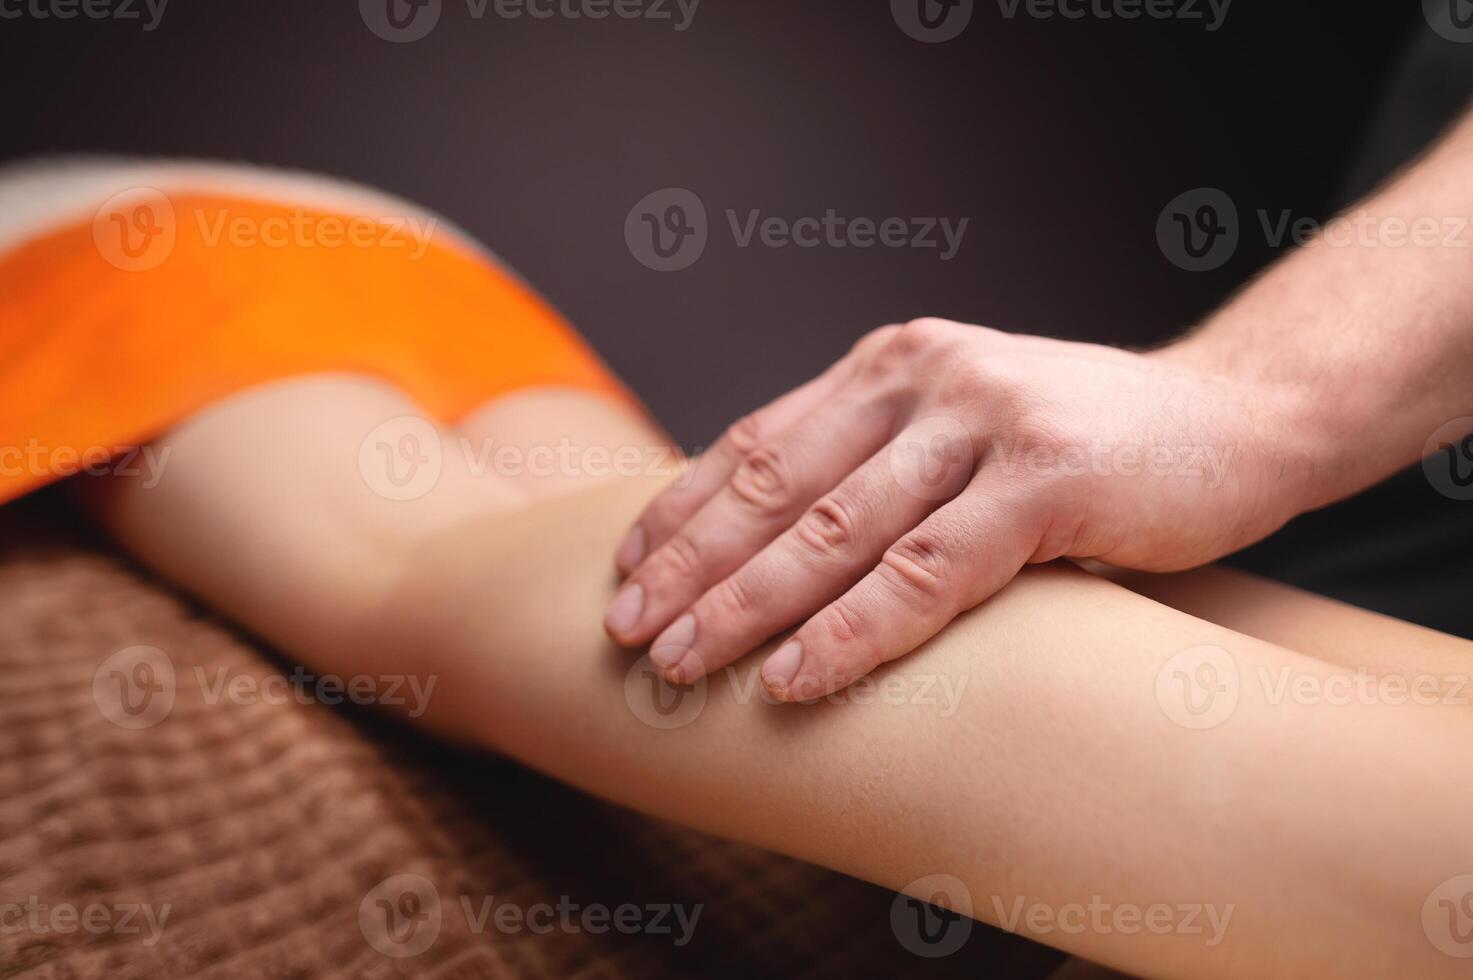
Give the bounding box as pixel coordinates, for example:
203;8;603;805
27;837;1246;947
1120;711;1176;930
0;193;632;504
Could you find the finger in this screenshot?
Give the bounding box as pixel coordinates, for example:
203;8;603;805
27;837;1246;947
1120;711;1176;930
646;421;969;684
605;393;897;647
759;469;1048;702
613;355;855;575
614;323;904;575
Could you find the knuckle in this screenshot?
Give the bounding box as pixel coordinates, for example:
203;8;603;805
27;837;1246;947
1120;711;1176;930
728;447;795;517
712;573;760;617
880;536;953;602
887;319;938;358
903;316;954;338
865;318;962;381
851;324;902;359
900;317;959;351
793;495;858;558
657;532;704;581
724;413;765;456
819;599;866;644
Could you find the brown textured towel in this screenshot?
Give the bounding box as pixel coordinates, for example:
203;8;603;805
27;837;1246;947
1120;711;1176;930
0;491;1061;979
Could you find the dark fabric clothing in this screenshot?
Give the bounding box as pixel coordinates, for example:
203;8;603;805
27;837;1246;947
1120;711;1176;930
1229;31;1473;637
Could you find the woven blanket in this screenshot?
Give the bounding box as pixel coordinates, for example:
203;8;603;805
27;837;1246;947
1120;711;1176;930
0;491;1062;979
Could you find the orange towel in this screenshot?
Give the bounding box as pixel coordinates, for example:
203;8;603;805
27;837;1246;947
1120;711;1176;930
0;191;634;505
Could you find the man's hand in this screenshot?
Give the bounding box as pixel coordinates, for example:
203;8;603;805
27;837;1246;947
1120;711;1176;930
603;317;1320;699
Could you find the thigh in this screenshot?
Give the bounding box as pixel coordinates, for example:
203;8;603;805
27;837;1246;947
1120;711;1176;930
455;386;673;500
70;373;530;662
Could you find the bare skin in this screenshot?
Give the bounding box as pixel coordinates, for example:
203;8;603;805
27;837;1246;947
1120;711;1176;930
72;377;1473;979
606;106;1473;701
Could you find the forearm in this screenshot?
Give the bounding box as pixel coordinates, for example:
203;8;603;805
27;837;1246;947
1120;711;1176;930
1161;105;1473;508
380;472;1473;978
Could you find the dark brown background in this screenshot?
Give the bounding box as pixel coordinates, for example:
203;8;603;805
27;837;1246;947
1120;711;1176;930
5;1;1471;632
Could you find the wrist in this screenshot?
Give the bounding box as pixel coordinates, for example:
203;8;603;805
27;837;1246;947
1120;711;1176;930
1148;334;1358;518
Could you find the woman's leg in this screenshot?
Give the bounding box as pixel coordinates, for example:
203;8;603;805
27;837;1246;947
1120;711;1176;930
73;377;1473;979
1109;564;1473;677
71;374;670;666
456;386;674;501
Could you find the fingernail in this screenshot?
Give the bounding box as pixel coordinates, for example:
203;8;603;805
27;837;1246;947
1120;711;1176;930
615;526;646;570
604;583;645;637
761;640;803;695
650;613;695;669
